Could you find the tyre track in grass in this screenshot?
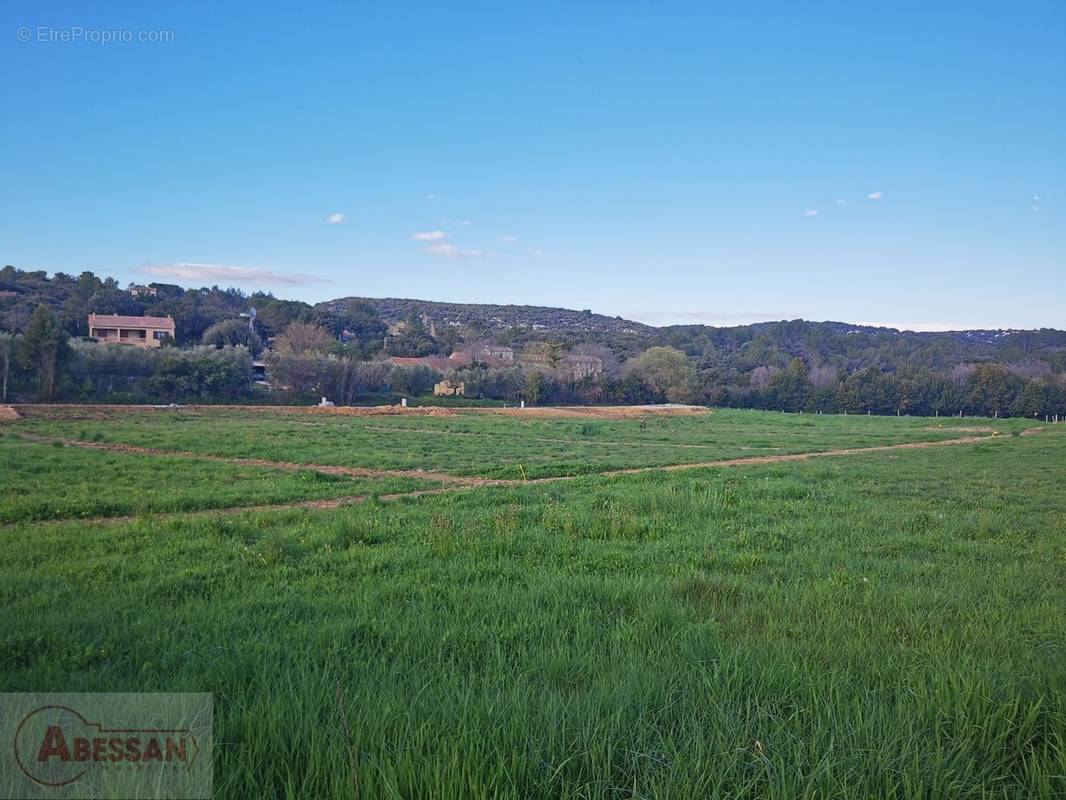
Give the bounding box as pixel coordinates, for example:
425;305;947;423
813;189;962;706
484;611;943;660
5;428;1044;528
13;425;1010;487
2;486;468;529
12;433;502;487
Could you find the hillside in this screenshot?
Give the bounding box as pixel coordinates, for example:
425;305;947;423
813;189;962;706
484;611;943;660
320;295;1066;369
316;296;652;337
3;267;1065;416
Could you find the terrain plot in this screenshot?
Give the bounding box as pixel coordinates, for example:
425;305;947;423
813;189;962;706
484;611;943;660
0;405;1062;799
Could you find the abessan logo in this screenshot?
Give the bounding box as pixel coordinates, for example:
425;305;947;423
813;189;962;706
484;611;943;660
1;693;212;799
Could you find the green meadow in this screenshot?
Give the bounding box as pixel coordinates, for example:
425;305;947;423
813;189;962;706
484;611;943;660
0;435;433;523
1;407;1062;798
7;406;1033;478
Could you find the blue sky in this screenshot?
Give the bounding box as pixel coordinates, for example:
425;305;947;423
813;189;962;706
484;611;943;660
2;1;1063;330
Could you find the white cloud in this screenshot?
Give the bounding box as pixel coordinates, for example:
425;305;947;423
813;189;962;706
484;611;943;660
1033;194;1041;202
533;250;543;258
412;230;448;241
423;243;487;258
802;210;819;217
498;235;519;242
1032;205;1040;212
835;199;847;206
458;219;473;226
325;212;345;224
136;262;329;287
867;191;883;200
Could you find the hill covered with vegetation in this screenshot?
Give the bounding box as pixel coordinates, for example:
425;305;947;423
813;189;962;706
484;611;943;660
2;266;1065;417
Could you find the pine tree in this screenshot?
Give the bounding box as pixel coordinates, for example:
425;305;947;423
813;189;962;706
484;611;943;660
17;304;69;400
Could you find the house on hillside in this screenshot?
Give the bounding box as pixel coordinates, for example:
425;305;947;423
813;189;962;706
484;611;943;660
88;314;175;348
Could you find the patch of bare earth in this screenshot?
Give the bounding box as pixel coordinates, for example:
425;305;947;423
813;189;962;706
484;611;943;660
10;403;460;421
0;406;20;422
472;404;712;419
11;403;710;421
602;433;996;475
11;486;467;529
921;425;997;434
14;433;512;488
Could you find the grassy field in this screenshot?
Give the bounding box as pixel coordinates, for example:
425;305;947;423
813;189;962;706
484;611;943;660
7;406;1035;478
1;406;1063;798
0;435;434;523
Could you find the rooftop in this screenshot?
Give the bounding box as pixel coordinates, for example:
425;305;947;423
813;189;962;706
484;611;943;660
88;314;176;330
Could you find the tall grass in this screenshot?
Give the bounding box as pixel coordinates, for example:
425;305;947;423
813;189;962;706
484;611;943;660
0;414;1062;797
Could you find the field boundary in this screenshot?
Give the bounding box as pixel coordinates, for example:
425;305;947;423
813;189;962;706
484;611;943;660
12;433;502;487
3;486;467;529
14;428;1007;488
6;427;1036;528
4;402;711;421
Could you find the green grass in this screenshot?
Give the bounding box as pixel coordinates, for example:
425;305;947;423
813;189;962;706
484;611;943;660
0;409;1062;797
0;434;432;523
6;406;1035;479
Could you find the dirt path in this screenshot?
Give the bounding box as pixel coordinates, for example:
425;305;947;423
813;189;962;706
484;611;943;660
12;433;515;488
17;426;1005;490
7;427;1038;528
5;486;469;529
599;432;1001;475
476;404;711;419
7;402;710;421
355;424;769;451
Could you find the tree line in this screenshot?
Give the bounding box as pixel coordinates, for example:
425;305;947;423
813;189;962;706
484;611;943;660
5;307;1063;419
2;266;1065;417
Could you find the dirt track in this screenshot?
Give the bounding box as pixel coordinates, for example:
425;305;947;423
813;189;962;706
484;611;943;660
356;424;757;451
7;426;1033;528
11;486;469;529
478;404;711;419
4;403;459;420
5;402;710;422
13;433;502;487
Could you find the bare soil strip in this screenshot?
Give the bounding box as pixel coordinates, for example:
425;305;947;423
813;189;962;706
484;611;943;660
7;487;467;529
13;433;504;487
18;428;996;490
599;433;999;474
476;404;711;419
7;403;459;420
7;403;710;421
356;424;765;451
7;428;1034;528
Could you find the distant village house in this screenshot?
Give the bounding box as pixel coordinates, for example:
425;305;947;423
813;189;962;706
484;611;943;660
88;314;175;348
